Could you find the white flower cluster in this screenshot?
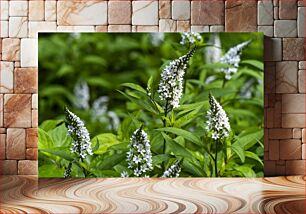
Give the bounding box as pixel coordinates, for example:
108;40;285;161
180;32;202;45
120;171;129;178
74;81;90;110
205;34;222;64
91;96;120;130
127;128;153;177
150;33;165;47
206;94;231;140
158;48;195;109
220;40;251;80
162;161;181;178
64;162;72;178
91;96;109;121
65;107;93;159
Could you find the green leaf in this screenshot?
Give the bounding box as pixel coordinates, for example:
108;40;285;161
161;133;194;161
152;154;170;165
91;133;121;154
231;143;245;163
147;76;153;90
237;129;264;150
39;147;74;161
38;128;54;149
182;159;206;177
121;83;147;94
87;77;112;88
117;90;158;114
39;164;65;178
157;127;202;146
240;60;264;71
245;151;263;166
91;170;120;177
40;85;74;102
48;124;71;147
95;153;126;170
40;120;64;132
82;55;106;66
234;165;256;177
175;108;202;127
92;139;100;152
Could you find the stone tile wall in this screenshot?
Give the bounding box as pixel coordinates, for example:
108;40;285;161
0;0;305;176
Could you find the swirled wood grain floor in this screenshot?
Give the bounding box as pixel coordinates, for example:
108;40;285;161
0;176;305;214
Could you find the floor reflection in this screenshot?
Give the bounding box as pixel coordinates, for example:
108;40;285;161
0;176;305;213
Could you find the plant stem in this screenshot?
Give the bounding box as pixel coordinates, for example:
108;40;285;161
162;100;169;172
214;140;218;177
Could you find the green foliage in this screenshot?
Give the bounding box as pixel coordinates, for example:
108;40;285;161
38;33;264;178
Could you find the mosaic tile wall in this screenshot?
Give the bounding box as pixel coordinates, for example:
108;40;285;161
0;0;305;176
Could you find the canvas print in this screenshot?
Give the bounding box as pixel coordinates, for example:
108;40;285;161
38;32;264;178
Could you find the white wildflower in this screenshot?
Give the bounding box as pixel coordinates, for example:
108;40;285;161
107;111;120;130
91;96;109;122
150;33;165;47
162;161;181;178
158;48;195;109
121;171;129;178
65;107;93;159
64;162;72;178
74;81;90;110
205;33;222;64
127;128;153;177
206;94;231;140
219;40;251;80
180;32;202;45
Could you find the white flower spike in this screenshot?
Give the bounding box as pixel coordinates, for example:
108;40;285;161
74;80;90;110
120;171;129;178
162;161;181;178
220;40;251;80
127;128;153;177
206;94;231;140
65;107;93;159
180;32;202;45
158;47;196;109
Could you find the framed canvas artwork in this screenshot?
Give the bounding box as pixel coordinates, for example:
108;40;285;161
38;32;264;178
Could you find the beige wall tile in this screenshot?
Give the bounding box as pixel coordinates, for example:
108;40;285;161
159;1;171;19
132;1;158;25
45;1;57;21
20;38;38;67
298;70;305;93
0;61;14;93
159;19;176;32
26;128;38;148
2;38;20;61
282;94;305;113
6;128;26;159
282;114;305;128
9;1;28;17
57;26;95;32
9;17;28;38
57;1;107;25
108;1;131;24
4;94;32;128
0;21;9;37
276;61;298;93
0;160;17;175
29;1;45;21
14;68;38;93
172;1;190;21
18;160;38;175
28;21;57;38
0;1;9;20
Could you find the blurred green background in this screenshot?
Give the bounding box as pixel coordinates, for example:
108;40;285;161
39;33;263;137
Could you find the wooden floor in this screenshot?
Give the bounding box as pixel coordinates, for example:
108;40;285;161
0;176;305;214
